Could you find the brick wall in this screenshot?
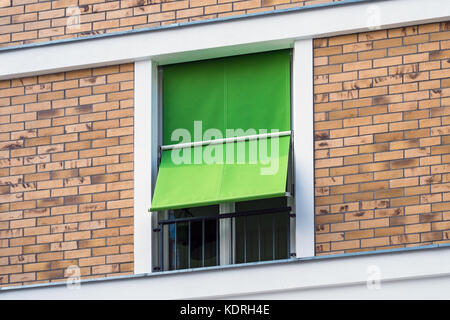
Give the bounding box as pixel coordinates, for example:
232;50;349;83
1;0;449;286
314;22;450;255
0;0;339;48
0;64;134;287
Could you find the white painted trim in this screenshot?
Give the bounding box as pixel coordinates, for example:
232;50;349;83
133;60;157;274
220;202;235;266
292;39;315;259
2;245;450;299
161;130;292;150
0;0;449;80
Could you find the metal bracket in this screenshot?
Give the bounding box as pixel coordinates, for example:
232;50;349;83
157;147;162;162
153;227;161;232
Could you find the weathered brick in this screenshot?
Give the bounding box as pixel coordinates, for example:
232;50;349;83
313;24;450;255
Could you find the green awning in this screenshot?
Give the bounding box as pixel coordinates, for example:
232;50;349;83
150;136;290;211
151;49;291;212
162;49;291;145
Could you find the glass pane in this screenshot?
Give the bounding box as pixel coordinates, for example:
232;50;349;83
245;215;259;263
235;197;289;264
190;220;202;268
204;219;217;267
176;222;189;270
260;214;274;262
167;205;219;270
274;212;289;260
235;216;246;263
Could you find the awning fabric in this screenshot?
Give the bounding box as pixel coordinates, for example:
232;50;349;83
150;136;290;211
150;50;291;211
162;50;291;145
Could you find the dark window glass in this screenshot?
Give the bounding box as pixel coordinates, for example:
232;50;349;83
164;197;290;270
168;205;219;270
235;197;289;264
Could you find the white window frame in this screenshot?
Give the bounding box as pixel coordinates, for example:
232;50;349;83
134;60;159;274
149;53;301;272
137;42;316;272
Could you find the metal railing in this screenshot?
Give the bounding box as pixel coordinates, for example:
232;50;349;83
154;207;294;271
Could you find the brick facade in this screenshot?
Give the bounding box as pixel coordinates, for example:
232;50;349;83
314;22;450;255
0;0;338;48
0;64;134;286
0;0;449;288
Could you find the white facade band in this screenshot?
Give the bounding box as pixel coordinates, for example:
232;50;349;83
0;0;448;80
3;245;450;299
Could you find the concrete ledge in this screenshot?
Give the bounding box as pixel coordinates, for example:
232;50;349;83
2;244;450;299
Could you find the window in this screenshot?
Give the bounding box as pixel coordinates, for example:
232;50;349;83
151;49;294;271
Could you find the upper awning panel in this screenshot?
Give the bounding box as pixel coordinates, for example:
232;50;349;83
162;49;291;145
151;49;291;212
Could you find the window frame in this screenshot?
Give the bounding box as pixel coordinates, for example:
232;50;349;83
140;49;315;272
134;41;315;274
152;49;296;271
